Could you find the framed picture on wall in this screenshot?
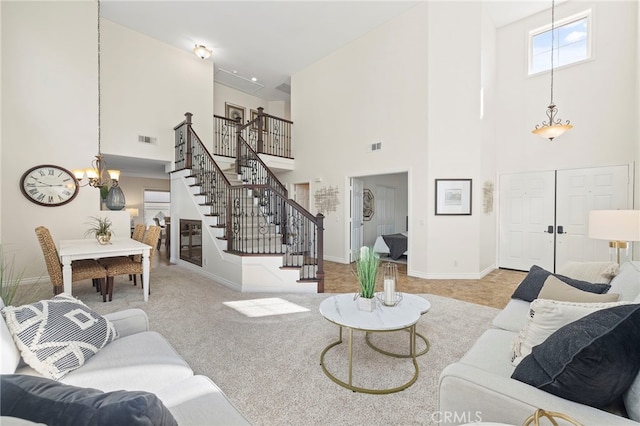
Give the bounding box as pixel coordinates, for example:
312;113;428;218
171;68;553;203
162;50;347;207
225;102;245;123
435;179;472;215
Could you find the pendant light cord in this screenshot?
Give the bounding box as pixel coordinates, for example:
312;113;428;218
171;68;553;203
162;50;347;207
97;0;102;156
549;0;555;105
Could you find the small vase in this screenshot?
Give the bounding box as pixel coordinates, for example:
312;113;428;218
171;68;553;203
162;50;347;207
356;295;377;312
96;232;111;245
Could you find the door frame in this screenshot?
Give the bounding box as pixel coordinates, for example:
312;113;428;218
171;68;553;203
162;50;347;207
344;169;410;265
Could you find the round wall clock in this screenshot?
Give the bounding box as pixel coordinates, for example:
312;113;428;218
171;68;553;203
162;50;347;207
20;164;80;207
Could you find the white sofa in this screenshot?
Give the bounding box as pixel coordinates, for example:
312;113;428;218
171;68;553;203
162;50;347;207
0;298;251;425
438;261;640;426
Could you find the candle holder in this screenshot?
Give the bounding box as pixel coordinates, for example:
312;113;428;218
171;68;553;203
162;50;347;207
379;262;401;307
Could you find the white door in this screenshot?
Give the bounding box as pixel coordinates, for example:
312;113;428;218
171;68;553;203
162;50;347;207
499;171;556;271
499;164;631;272
555;165;630;267
293;183;310;211
350;178;364;262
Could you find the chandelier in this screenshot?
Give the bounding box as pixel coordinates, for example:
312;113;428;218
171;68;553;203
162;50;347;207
72;0;125;210
531;0;573;141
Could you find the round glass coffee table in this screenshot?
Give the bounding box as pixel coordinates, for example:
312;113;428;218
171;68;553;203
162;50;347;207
319;293;424;394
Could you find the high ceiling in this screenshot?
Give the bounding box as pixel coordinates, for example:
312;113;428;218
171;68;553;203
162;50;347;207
101;1;556;102
100;0;557;178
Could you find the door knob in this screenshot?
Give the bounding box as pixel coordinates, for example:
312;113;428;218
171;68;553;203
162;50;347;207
545;225;554;233
557;225;567;234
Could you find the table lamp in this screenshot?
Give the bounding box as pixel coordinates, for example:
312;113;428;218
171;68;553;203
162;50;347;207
125;208;139;227
588;210;640;264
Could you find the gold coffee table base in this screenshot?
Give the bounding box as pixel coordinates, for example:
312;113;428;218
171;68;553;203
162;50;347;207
319;326;419;394
365;330;430;358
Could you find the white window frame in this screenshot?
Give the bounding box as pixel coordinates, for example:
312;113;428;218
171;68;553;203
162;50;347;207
528;9;592;76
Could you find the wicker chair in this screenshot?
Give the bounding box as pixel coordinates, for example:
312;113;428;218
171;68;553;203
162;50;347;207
35;226;107;297
131;223;146;242
99;225;161;302
128;224;147;282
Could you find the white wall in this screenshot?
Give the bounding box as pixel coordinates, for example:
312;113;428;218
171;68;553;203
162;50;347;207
425;2;487;277
290;3;431;273
495;1;638;174
2;1;100;280
101;19;213;162
214;82;289;123
0;2;215;281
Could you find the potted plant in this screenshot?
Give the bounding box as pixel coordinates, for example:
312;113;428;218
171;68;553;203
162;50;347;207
355;246;380;311
85;216;114;245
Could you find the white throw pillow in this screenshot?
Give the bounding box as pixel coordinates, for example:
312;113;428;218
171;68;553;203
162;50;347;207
538;275;620;303
557;261;619;284
1;294;117;379
510;298;630;366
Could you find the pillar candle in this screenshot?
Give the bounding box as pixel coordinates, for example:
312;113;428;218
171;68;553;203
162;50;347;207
384;278;395;305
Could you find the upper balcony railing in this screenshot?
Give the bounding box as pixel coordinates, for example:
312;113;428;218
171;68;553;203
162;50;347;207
213;107;293;159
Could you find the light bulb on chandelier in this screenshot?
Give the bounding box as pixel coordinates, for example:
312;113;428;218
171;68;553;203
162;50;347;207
531;0;573;141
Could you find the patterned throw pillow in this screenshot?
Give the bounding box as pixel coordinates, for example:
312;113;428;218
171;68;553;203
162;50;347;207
1;294;117;380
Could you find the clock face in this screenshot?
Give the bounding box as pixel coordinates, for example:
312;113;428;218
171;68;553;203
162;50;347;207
20;164;80;207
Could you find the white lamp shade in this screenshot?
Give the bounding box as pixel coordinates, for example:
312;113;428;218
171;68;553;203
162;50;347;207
108;169;121;180
588;210;640;241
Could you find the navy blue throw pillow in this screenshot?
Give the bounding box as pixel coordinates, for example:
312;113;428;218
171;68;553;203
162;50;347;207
511;304;640;408
0;374;177;426
511;265;610;302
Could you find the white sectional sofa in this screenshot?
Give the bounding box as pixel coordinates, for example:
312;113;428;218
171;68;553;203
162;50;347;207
0;296;251;425
438;261;640;426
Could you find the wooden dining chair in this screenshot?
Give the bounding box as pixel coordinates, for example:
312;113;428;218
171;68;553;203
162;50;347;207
99;225;161;302
128;224;147;282
34;226;107;297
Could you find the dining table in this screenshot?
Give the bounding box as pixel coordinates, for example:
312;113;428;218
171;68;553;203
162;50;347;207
58;238;152;302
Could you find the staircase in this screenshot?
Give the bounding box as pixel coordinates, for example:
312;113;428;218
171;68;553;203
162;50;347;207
171;112;324;293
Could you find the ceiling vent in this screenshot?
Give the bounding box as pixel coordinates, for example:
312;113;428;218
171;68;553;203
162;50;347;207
215;68;264;94
276;83;291;94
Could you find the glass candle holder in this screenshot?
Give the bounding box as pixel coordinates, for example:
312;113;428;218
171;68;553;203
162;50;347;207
382;262;399;306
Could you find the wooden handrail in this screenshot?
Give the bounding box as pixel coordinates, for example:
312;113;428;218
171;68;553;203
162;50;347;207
175;112;323;292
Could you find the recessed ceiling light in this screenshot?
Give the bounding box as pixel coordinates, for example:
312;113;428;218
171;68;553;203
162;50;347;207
251;77;257;82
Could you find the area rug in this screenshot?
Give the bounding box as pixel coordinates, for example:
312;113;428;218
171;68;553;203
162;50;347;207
67;264;500;426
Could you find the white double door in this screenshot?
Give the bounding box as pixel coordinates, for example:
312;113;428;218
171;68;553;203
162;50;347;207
499;164;631;272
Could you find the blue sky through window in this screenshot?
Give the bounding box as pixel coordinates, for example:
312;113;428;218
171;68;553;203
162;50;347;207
530;15;589;74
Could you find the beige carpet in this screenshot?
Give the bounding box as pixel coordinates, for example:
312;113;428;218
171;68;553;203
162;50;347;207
16;262;504;426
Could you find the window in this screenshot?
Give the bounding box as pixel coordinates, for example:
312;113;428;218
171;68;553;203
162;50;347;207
529;10;591;75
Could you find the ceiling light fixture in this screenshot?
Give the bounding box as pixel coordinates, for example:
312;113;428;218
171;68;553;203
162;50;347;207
193;44;212;60
532;0;573;141
73;0;125;210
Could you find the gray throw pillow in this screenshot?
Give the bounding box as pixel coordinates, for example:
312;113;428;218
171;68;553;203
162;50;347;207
511;265;610;302
1;374;177;426
511;304;640;408
1;294;117;379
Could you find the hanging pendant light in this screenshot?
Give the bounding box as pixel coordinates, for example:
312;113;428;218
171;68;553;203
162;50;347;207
72;0;124;209
532;0;573;141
